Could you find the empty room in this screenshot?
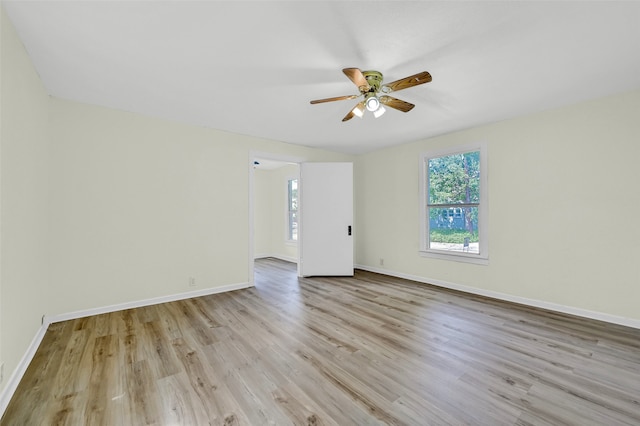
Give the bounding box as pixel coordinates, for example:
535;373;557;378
1;1;639;425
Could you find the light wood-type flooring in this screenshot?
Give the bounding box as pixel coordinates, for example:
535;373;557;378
2;258;640;425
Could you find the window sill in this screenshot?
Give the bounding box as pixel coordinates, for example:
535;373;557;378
419;250;489;265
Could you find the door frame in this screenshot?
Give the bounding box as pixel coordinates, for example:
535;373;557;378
248;151;305;284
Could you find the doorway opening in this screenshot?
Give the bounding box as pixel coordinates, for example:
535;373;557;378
249;154;354;283
250;154;301;283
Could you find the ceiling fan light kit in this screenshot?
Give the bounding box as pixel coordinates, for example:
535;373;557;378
373;105;386;118
351;103;365;118
365;93;380;112
310;67;432;122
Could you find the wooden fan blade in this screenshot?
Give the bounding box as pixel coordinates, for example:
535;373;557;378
381;71;432;93
379;96;415;112
342;101;365;122
343;68;370;91
342;111;355;122
310;94;359;104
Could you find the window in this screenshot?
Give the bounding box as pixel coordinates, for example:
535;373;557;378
420;144;488;263
287;178;298;241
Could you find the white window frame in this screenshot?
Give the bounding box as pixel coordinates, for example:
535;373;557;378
285;176;298;244
419;142;488;265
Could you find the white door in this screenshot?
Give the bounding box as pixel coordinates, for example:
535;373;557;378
299;162;353;277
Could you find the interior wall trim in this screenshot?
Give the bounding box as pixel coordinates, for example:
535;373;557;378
0;324;48;417
0;281;252;417
254;254;297;264
355;264;640;330
43;281;253;325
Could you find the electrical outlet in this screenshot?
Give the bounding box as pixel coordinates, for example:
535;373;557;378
379;258;384;266
188;277;196;287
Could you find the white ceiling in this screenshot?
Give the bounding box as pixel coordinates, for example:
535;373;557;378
4;1;640;154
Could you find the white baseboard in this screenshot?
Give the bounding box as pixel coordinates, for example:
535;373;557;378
0;324;48;417
0;281;252;417
44;281;253;325
254;254;297;264
356;264;640;330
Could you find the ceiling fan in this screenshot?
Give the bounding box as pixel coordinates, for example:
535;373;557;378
310;68;432;122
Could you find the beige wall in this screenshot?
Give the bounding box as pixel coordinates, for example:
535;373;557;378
1;6;51;392
355;88;640;323
253;168;274;257
47;99;350;317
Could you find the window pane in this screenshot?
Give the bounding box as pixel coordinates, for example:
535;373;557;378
428;151;480;204
289;179;298;210
428;207;479;253
289;211;297;241
288;179;298;241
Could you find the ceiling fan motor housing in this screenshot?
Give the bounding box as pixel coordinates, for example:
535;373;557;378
361;70;383;93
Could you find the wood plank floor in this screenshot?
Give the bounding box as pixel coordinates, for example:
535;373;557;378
2;258;640;425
